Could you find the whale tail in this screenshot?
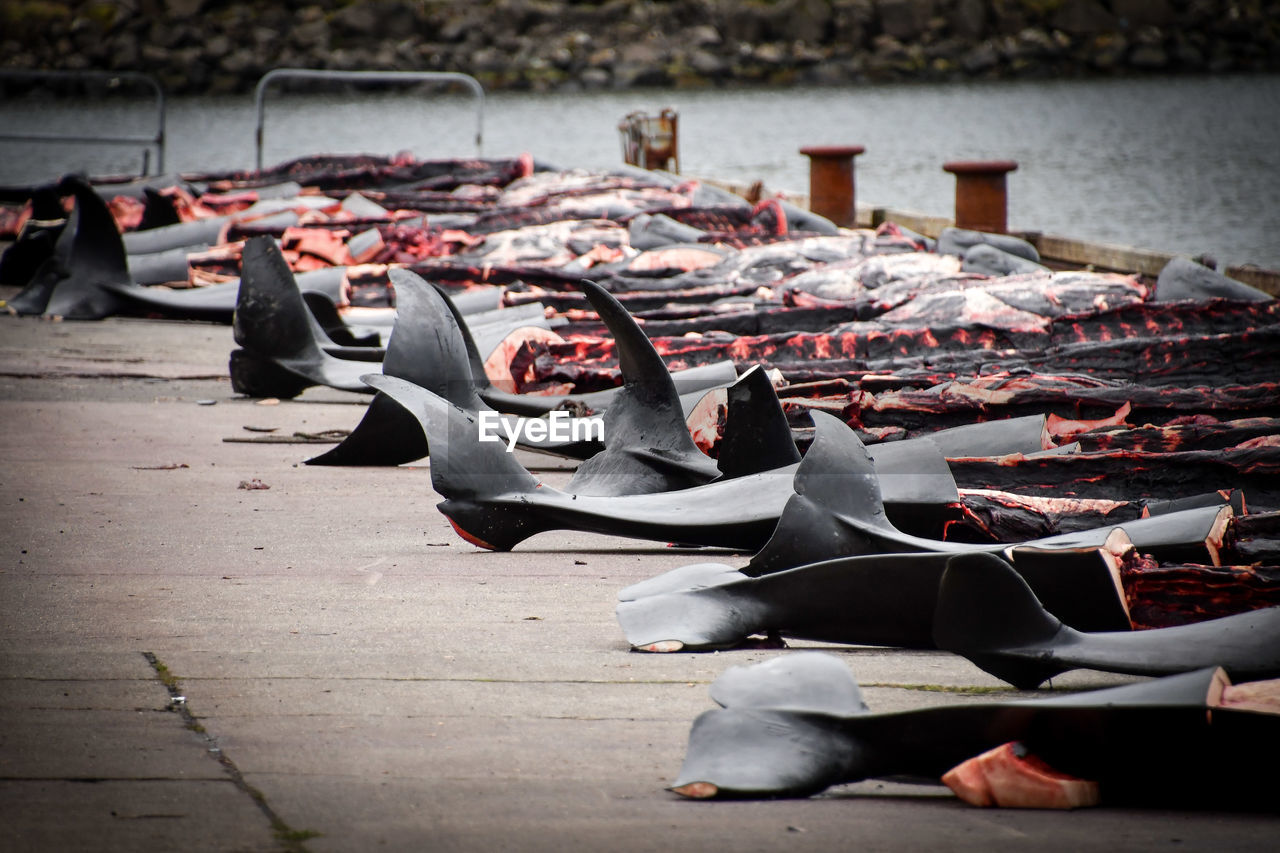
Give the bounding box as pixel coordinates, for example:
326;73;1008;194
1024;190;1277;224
932;552;1072;689
713;365;802;480
671;655;868;799
228;235;326;397
361;373;550;550
564;279;721;495
743;410;905;575
306;270;487;465
8;175;127;319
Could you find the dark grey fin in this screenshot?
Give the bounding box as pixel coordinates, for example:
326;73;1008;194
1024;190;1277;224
744;411;957;576
361;374;551;551
232;235;322;364
228;235;328;397
708;653;868;715
429;282;498;394
307;271;484;466
933;552;1072;689
714;365;802;480
617;561;745;603
305;393;428;467
6;253;63;315
670;708;856;799
0;217;62;288
301;291;383;348
616;566;770;652
11;175;127;319
137;186;182;230
230;238;404;395
564;280;720;496
617;541;1133;654
937;553;1280;688
744;410;890;576
8;179;76;312
361;374;538;498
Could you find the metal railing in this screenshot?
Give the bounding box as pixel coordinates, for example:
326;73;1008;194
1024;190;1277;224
0;70;167;174
252;69;485;171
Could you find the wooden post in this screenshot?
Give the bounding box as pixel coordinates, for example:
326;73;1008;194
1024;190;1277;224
800;145;865;228
943;160;1018;233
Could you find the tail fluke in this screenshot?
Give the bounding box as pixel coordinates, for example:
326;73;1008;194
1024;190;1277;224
933;552;1071;689
10;175;127;319
713;365;801;479
565;279;720;495
308;271;486;465
361;373;550;550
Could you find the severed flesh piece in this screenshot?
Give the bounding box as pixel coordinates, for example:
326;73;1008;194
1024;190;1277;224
942;742;1100;809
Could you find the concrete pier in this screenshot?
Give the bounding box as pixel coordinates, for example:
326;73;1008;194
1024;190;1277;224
2;307;1276;852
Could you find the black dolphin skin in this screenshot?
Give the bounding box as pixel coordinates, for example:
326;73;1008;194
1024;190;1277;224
309;271;737;484
7;175;128;320
613;409;1235;652
932;552;1280;688
362;377;965;552
669;654;1280;807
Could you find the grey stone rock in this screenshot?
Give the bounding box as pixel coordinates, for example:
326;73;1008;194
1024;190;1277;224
579;67;610;88
961;39;1000;73
1113;0;1174;29
878;0;934;42
990;0;1027;35
948;0;987;39
778;0;833;43
690;48;728;75
164;0;208;17
1050;0;1118;36
1128;43;1168;68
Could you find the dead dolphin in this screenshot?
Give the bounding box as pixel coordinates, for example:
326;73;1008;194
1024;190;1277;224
227;238;557;398
1154;256;1273;303
615;414;1233;651
669;655;1279;807
7;174;127;319
313;271;731;482
615;541;1136;653
932;552;1280;688
363;378;964;551
307;272;739;477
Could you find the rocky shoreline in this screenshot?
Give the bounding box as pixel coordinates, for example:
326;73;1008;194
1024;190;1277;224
2;0;1277;96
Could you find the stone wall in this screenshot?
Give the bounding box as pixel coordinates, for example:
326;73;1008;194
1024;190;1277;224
2;0;1276;95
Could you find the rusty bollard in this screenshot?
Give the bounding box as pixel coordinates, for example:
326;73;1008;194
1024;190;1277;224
800;145;865;228
943;160;1018;233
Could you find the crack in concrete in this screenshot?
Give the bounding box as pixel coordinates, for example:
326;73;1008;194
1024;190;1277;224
141;652;321;853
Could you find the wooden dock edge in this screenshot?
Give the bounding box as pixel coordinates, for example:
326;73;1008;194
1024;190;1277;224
697;180;1278;296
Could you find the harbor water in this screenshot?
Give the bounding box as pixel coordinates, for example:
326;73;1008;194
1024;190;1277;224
2;72;1278;270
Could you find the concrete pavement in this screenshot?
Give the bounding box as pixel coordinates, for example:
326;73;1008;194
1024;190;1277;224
1;308;1276;852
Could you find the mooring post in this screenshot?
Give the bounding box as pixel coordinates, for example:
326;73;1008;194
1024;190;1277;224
799;145;865;228
943;160;1018;233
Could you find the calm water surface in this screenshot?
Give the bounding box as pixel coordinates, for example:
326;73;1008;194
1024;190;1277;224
3;73;1277;269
